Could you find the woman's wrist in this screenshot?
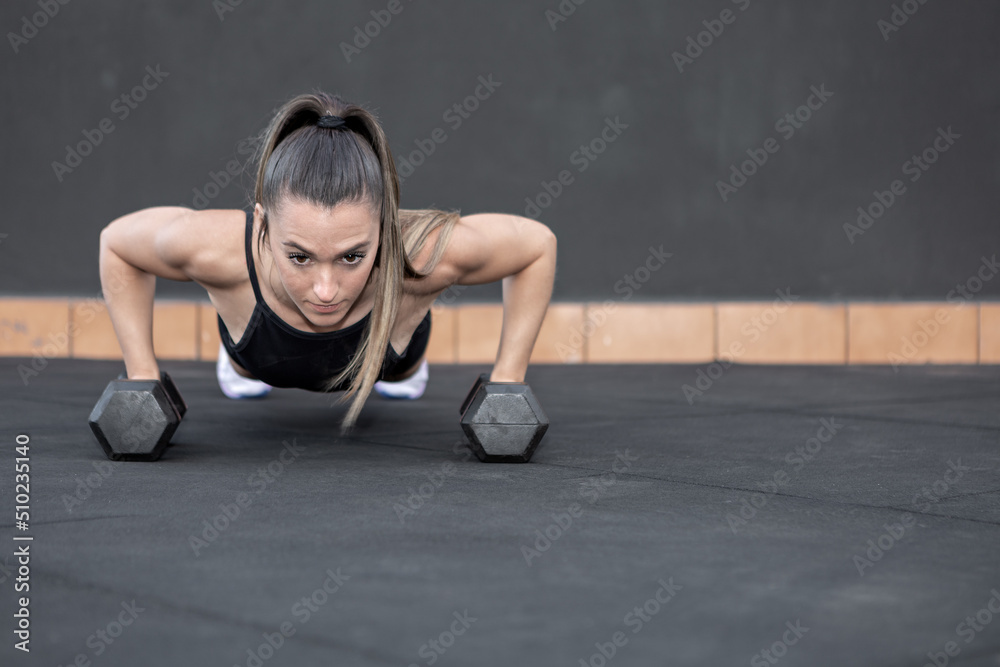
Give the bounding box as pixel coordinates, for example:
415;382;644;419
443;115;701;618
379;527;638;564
125;361;161;380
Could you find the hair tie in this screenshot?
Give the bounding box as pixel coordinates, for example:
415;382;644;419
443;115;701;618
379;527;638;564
317;115;347;129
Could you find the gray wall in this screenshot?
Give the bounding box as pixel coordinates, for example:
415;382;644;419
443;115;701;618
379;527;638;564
2;0;997;302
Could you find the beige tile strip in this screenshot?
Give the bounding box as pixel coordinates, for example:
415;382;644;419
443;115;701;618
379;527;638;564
848;303;978;365
981;304;1000;363
717;303;847;364
0;299;995;365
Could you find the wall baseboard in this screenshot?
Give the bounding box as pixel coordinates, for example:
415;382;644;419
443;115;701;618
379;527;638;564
0;298;997;366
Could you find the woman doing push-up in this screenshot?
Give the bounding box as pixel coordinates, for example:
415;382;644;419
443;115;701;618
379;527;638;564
98;90;557;434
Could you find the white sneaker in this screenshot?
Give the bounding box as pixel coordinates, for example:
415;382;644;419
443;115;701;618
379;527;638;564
374;359;429;400
216;343;272;399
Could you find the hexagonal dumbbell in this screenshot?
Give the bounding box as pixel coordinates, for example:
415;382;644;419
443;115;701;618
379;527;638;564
88;372;186;461
459;373;549;463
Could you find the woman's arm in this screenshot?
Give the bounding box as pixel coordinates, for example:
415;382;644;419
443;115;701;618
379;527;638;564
98;206;205;379
441;213;558;383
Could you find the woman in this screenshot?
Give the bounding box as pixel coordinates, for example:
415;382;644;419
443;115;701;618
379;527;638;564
98;91;557;435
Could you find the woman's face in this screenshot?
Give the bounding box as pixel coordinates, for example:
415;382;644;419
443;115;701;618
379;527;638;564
259;198;380;326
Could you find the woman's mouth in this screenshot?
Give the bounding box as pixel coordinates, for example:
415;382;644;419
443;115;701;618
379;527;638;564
309;302;341;314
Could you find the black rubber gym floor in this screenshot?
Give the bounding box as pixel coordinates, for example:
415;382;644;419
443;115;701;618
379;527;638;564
1;358;998;666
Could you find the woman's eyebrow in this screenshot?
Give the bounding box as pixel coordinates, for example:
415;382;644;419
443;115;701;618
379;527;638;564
281;240;372;255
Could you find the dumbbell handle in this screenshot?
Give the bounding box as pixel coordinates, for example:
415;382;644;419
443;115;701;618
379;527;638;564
117;371;187;420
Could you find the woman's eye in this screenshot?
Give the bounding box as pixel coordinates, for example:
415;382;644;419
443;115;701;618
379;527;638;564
289;254;309;266
343;253;365;266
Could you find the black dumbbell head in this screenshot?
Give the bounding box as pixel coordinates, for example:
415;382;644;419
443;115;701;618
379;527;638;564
460;382;549;463
89;378;179;461
117;371;186;420
459;373;491;416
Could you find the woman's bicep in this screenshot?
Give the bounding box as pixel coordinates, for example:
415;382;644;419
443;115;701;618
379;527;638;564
100;206;194;281
447;213;556;286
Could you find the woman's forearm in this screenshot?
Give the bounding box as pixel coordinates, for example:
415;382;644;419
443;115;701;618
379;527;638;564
99;231;160;379
491;237;557;383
